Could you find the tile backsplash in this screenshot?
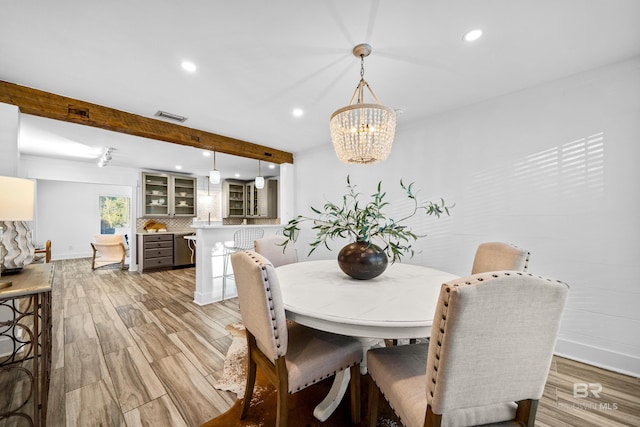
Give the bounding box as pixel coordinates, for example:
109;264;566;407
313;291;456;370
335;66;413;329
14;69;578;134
222;217;281;225
136;217;194;232
136;216;281;232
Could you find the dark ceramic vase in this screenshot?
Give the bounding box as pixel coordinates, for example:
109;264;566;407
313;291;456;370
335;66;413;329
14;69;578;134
337;240;388;280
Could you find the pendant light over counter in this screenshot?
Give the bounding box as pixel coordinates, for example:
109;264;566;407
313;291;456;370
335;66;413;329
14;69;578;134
255;160;264;189
330;43;396;164
209;151;221;184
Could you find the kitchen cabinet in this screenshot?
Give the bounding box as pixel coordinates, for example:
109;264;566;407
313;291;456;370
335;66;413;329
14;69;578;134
137;233;174;272
142;172;197;217
222;180;246;218
222;179;278;218
246;178;278;218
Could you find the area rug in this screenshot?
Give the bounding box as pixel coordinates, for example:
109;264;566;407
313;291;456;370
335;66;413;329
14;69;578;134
203;323;402;427
212;322;248;396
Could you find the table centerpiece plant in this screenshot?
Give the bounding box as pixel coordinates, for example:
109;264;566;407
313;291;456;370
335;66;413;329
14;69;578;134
282;175;454;279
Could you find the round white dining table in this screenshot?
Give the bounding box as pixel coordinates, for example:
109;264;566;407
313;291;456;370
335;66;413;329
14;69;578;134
275;259;459;421
276;259;459;339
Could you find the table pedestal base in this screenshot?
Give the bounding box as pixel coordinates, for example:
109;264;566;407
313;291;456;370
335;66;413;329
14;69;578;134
312;337;384;421
313;369;350;422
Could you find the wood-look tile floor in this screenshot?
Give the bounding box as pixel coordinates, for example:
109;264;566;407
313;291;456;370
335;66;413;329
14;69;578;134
38;259;640;426
46;258;240;427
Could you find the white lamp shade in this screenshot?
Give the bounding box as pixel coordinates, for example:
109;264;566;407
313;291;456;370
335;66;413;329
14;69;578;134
255;176;265;189
209;170;221;184
0;176;35;221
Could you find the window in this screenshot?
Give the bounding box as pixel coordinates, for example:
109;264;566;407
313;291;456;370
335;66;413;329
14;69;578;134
99;196;130;234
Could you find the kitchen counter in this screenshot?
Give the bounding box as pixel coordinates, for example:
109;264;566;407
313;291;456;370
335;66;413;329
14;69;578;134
190;223;282;229
136;230;195;237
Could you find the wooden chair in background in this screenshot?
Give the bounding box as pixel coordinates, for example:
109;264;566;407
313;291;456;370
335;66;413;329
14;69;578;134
91;234;127;270
33;240;51;263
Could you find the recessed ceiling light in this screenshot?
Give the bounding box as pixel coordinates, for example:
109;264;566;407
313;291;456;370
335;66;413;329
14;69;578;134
463;29;483;42
234;173;240;178
292;108;304;117
175;165;183;170
202;151;211;157
181;61;197;72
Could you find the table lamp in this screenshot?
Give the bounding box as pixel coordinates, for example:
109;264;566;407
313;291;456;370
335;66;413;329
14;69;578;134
0;176;35;283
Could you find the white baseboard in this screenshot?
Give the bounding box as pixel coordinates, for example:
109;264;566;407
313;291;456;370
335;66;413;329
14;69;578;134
56;252;92;260
555;338;640;378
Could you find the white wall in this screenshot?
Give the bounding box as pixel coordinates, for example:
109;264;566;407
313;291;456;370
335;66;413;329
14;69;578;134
20;155;139;262
292;57;640;376
36;179;133;260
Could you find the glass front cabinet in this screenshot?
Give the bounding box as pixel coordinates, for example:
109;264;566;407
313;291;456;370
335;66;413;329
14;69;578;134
222;180;246;218
246;179;278;218
142;172;197;217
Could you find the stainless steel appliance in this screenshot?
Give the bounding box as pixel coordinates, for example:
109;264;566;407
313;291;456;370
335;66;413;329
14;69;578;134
174;233;195;267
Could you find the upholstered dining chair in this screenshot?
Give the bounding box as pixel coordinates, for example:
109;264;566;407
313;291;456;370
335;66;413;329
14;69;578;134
230;250;362;426
254;234;298;267
367;271;569;427
91;234;128;270
471;241;530;274
33;240;51;263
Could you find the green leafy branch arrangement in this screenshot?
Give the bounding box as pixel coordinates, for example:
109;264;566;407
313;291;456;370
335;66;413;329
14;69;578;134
282;176;454;263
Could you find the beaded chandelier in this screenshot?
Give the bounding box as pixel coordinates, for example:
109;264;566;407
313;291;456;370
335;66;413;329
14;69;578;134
330;44;396;164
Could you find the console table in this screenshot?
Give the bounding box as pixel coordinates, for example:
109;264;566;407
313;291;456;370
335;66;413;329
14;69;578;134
0;263;54;427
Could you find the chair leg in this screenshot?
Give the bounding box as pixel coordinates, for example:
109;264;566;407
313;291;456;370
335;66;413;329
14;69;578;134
91;244;97;270
349;364;361;424
240;344;257;419
222;249;230;299
367;376;380;427
275;388;288;427
275;358;289;427
515;399;538;426
425;404;443;427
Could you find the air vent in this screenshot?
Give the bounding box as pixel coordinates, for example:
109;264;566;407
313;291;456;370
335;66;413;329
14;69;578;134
155;110;188;123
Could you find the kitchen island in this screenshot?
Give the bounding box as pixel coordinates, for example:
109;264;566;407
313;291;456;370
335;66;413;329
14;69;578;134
190;222;283;305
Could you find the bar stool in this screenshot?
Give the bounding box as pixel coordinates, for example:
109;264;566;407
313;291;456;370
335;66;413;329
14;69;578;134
222;228;264;295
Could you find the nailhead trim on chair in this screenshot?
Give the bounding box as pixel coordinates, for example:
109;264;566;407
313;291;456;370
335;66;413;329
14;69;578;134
427;271;567;401
291;362;358;393
244;251;286;355
243;250;362;393
509;243;531;272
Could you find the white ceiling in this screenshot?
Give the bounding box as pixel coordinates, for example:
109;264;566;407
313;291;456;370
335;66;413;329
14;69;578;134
2;1;640;178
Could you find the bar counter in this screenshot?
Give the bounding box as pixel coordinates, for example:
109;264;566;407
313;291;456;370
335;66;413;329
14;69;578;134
189;223;282;305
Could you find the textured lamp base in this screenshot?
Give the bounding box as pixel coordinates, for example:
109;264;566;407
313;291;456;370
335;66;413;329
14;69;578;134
0;221;35;272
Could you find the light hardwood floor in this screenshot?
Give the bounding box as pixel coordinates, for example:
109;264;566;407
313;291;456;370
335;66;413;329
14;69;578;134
38;259;640;426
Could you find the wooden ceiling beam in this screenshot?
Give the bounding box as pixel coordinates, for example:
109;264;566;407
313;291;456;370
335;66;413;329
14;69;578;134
0;81;294;164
